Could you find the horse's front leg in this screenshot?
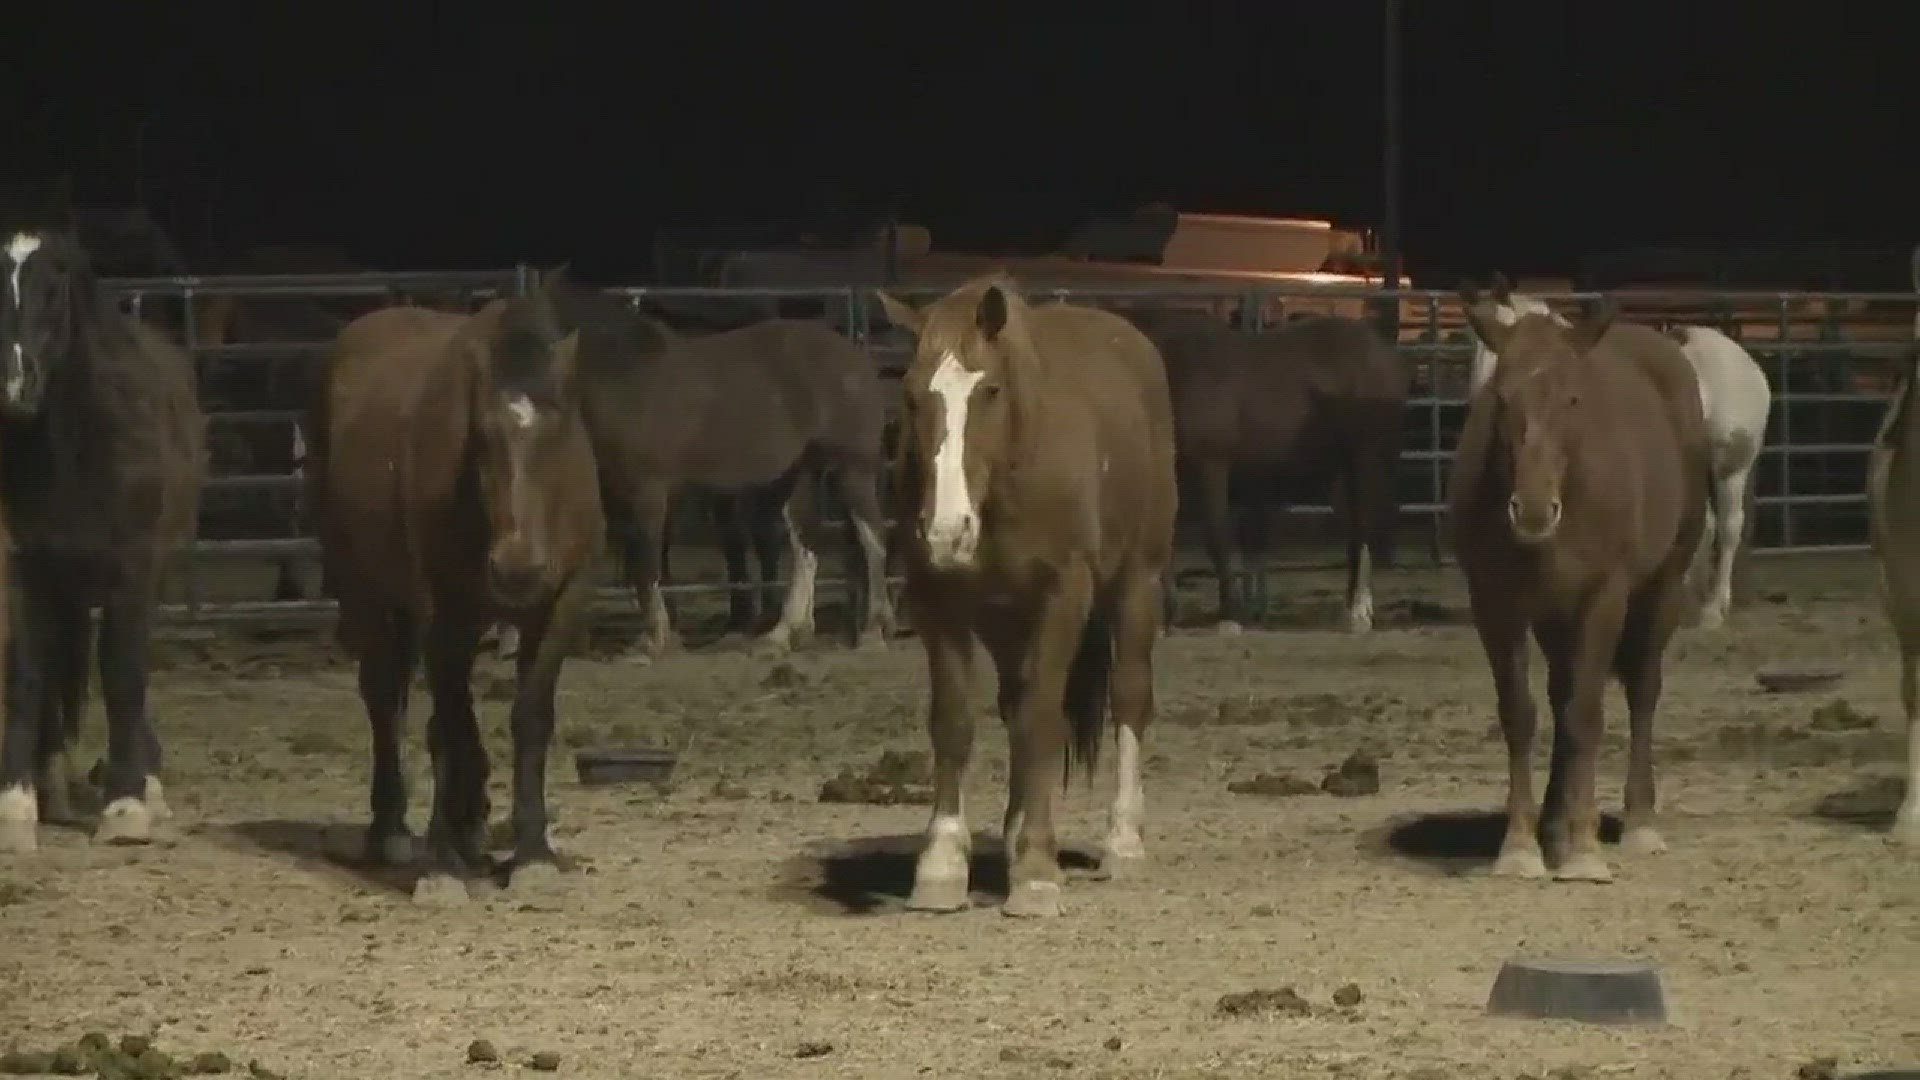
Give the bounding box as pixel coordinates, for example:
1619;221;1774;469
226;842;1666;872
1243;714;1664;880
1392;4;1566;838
626;483;679;658
505;573;594;885
758;482;819;658
1543;581;1630;883
93;567;165;845
415;615;490;903
0;571;54;854
1003;564;1095;919
907;611;978;913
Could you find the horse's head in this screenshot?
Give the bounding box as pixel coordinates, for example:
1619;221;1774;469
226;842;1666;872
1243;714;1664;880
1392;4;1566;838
2;230;91;417
1460;273;1562;396
468;267;588;607
1462;292;1618;546
876;273;1031;572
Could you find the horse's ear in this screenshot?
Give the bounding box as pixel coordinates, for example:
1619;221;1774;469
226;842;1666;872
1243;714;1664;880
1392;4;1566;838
1489;272;1514;302
874;290;922;334
977;284;1008;340
540;263;572;298
1567;296;1619;355
1459;288;1511;354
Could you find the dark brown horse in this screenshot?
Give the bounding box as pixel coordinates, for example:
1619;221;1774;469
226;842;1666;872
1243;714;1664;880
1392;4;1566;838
1450;286;1708;883
876;273;1178;919
1126;307;1405;633
555;290;894;657
0;229;204;854
307;273;603;899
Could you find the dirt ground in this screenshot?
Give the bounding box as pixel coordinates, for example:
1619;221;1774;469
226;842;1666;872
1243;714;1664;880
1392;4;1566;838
2;551;1915;1079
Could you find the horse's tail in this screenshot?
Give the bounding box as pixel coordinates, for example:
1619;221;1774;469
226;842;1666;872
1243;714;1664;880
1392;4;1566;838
1061;604;1113;784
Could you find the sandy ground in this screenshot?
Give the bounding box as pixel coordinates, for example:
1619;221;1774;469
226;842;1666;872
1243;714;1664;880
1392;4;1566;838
1;551;1916;1079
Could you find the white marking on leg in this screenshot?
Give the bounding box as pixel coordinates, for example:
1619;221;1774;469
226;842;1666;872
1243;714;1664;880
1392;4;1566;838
1347;542;1375;633
764;506;818;649
852;516;895;635
0;783;35;853
925;351;985;568
5;232;42;306
1707;471;1747;627
144;775;172;821
922;804;971;880
1104;725;1147;859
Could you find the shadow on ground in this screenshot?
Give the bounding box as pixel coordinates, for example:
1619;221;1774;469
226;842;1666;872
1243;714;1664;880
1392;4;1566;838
769;832;1106;915
1809;776;1905;832
1368;809;1626;876
206;819;422;895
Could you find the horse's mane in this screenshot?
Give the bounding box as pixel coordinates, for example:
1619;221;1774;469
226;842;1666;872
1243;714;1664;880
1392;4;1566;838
3;233;201;551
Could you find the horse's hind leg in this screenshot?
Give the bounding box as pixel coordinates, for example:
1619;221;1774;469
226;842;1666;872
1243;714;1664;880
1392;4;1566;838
836;467;897;650
713;496;759;637
1697;460;1752;631
357;611;420;866
1102;566;1165;867
1892;622;1920;847
757;480;819;658
1196;460;1243;631
93;571;162;846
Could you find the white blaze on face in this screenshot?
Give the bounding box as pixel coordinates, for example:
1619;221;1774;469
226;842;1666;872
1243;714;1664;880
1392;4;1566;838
505;392;537;430
5;232;41;307
925;351;986;567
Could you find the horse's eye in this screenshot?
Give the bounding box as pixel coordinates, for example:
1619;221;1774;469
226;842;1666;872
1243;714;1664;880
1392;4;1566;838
979;382;1001;399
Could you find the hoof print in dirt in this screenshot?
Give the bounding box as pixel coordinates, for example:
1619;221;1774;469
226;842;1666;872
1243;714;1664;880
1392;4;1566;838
1226;773;1319;797
818;750;932;806
1792;1060;1840;1080
1321;751;1381;797
1807;698;1873;731
793;1041;834;1060
527;1051;561;1071
1214;987;1316;1019
466;1039;500;1065
1331;982;1363;1007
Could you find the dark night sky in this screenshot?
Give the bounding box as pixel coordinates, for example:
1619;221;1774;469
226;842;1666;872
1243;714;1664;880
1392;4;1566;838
4;3;1912;281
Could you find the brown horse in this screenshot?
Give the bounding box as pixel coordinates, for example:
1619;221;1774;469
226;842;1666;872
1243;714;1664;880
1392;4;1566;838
555;289;894;657
1;230;204;854
876;273;1178;919
1128;307;1406;633
1450;286;1709;883
307;272;603;899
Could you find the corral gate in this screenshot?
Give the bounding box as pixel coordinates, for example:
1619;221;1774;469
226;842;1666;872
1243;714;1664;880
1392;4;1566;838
93;274;1918;626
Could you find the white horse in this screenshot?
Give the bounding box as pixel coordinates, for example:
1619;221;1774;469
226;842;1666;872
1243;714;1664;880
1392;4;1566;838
1464;276;1773;630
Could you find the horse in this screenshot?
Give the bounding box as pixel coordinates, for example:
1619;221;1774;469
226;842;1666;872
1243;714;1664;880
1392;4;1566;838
1450;286;1709;883
306;271;604;898
1863;267;1920;847
0;229;205;854
554;290;895;657
1125;307;1405;633
875;273;1178;919
1464;274;1770;629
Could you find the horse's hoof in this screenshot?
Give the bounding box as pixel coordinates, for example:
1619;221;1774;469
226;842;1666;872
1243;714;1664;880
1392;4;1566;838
906;875;971;913
144;776;172;822
1490;845;1549;879
1214;620;1244;636
1551;852;1615;883
366;832;417;868
855;632;890;655
1889;806;1919;848
752;633;794;659
411;873;473;907
1101;832;1147;864
94;798;153;846
1696;607;1727;631
1619;826;1668;856
1001;881;1065;919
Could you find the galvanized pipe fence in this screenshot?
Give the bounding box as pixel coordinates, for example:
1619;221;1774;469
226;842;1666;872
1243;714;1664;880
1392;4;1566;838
90;272;1917;625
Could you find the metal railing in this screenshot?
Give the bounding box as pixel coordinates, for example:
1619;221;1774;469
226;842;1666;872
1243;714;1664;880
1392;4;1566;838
84;274;1916;623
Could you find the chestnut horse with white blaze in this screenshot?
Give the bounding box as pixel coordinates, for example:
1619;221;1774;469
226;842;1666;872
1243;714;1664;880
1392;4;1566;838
876;273;1177;919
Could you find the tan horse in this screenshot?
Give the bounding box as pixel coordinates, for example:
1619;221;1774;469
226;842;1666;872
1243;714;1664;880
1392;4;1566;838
1451;289;1709;882
1865;344;1920;847
876;273;1178;918
307;272;603;900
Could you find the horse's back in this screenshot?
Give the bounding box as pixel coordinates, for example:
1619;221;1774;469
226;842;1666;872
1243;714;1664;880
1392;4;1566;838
1589;326;1710;566
1674;326;1772;458
1027;304;1178;563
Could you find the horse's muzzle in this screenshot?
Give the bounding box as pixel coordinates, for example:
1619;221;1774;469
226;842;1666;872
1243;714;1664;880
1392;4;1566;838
488;551;546;608
920;512;980;571
1507;494;1563;545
